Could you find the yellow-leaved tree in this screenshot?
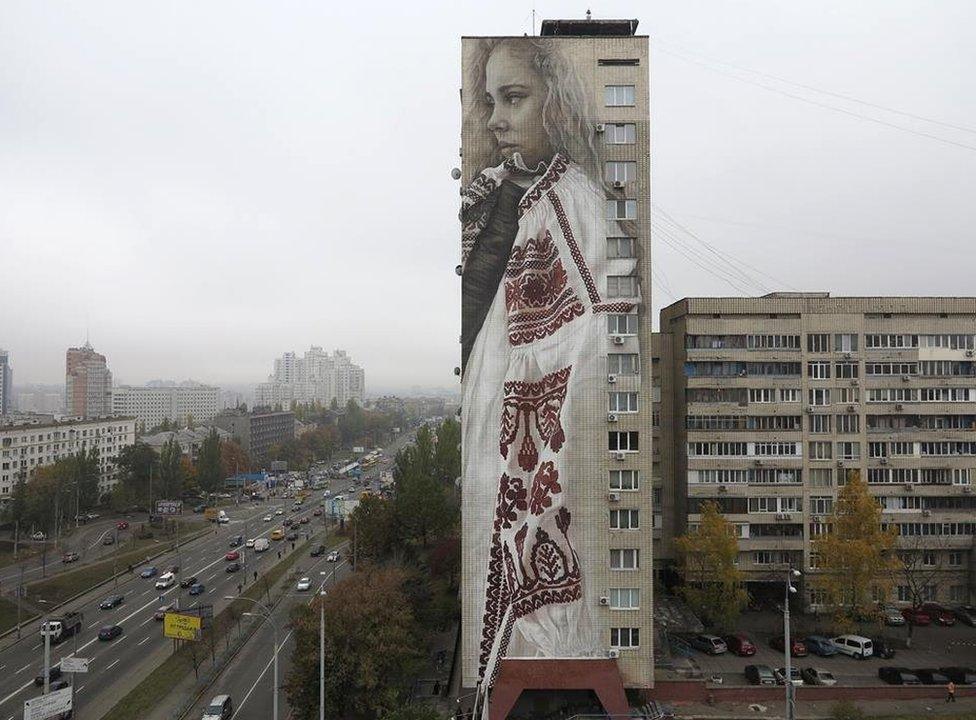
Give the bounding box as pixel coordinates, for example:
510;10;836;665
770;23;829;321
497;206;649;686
675;500;748;629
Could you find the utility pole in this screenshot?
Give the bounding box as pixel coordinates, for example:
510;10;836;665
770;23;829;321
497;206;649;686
43;620;51;694
784;566;801;720
17;564;25;639
320;587;326;720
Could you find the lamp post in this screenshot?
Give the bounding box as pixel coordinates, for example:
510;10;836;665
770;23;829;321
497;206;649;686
784;566;801;720
227;596;279;720
318;558;339;720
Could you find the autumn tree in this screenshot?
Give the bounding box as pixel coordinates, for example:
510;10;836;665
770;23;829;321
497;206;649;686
675;500;748;629
157;437;184;499
812;470;898;628
220;439;250;478
115;442;158;497
195;428;223;494
349;494;397;566
394;426;454;548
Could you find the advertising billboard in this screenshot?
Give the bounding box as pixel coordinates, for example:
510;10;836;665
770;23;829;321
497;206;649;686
460;31;650;691
155;499;183;516
163;612;202;640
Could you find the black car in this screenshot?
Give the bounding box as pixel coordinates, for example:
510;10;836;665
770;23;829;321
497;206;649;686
310;545;326;557
744;664;776;686
179;576;198;588
98;625;123;641
99;594;125;610
878;667;921;685
35;666;62;686
953;605;976;627
225;562;241;573
286;531;299;541
49;678;71;692
914;668;951;686
940;667;976;685
229;535;243;548
870;637;896;660
102;534;115;545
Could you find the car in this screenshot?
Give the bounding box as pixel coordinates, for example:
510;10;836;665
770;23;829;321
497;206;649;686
831;635;874;659
62;552;80;563
913;668;950;685
99;594;124;610
689;635;727;655
140;566;158;578
179;576;198;588
98;624;123;641
313;508;323;516
271;529;284;541
774;667;804;686
225;551;240;562
202;694;234;720
102;534;115;546
155;572;176;589
34;666;62;686
310;545;326;557
245;538;255;548
300;516;309;524
263;515;273;522
870;636;897;660
953;605;976;627
878;667;921;685
327;550;340;562
296;577;312;591
744;664;777;686
116;520;129;530
229;536;243;548
800;667;837;686
939;667;976;685
878;604;906;626
226;562;241;573
920;602;956;626
49;678;71;692
31;531;47;541
154;603;174;620
286;531;299;541
189;583;205;596
902;607;932;626
770;636;808;657
721;633;756;657
275;509;284;515
803;635;838;657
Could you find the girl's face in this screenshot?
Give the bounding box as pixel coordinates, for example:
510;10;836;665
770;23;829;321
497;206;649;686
484;44;553;169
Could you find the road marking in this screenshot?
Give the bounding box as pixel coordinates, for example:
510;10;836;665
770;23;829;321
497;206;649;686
0;680;33;707
104;658;120;671
230;629;294;720
14;665;29;675
137;637;149;646
76;684;86;694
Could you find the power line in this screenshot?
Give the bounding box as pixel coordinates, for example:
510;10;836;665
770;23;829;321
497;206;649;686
653;223;757;295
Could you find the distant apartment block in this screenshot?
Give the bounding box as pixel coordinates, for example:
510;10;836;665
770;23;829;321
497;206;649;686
212;409;294;459
653;293;976;607
0;350;11;416
256;347;365;409
0;416;136;501
141;425;232;461
65;342;113;418
112;382;219;431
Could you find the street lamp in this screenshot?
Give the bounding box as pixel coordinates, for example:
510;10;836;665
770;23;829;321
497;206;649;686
226;596;279;720
317;558;339;720
783;566;801;720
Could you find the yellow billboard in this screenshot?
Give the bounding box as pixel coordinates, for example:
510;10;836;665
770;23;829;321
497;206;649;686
163;612;202;640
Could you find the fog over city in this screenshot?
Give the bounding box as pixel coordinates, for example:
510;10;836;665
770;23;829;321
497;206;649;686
2;1;973;390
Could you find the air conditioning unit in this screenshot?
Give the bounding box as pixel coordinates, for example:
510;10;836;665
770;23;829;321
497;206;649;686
851;379;859;387
608;374;618;384
895;404;904;412
599;596;610;606
612;335;626;345
612;180;625;189
608;413;619;423
717;484;728;494
847;405;857;413
614;451;627;461
837;460;845;467
608;492;621;502
595;123;606;133
608;648;621;659
904;482;914;492
805;406;815;414
966;350;974;358
880;457;889;465
844;352;853;359
922;509;931;517
902;375;911;382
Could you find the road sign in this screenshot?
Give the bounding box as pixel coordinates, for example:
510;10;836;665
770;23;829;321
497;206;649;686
163;612;202;640
60;656;90;673
24;686;72;720
155;499;183;516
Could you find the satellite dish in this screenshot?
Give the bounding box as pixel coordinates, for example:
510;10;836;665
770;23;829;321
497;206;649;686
450;168;462;180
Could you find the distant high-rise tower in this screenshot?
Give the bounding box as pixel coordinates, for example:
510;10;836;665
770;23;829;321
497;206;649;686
0;350;11;416
65;342;113;417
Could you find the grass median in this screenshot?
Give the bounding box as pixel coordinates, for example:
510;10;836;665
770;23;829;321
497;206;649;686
100;531;341;720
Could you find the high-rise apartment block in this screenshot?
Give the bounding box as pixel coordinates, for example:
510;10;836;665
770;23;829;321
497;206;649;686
256;347;365;409
112;382;219;431
0;350;11;416
653;293;976;607
65;342;113;418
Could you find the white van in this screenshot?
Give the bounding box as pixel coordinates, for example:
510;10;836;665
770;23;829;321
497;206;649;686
831;634;873;659
217;510;229;524
155;572;175;590
253;538;270;552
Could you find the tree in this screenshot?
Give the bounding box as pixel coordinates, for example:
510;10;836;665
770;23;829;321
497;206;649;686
431;418;460;486
380;705;445;720
812;470;898;628
350;494;397;566
394;444;453;548
158;438;184;499
675;500;748;629
285;567;423;719
196;429;223;494
220;440;250;478
114;442;158;497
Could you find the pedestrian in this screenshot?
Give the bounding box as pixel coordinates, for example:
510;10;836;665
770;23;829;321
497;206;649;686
237;583;242;595
253;571;258;582
947;680;956;703
277;551;281;560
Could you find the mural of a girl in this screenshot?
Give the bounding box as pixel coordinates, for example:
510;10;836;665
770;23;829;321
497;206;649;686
460;37;640;686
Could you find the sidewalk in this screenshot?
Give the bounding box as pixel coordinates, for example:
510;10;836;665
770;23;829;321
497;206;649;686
672;696;976;719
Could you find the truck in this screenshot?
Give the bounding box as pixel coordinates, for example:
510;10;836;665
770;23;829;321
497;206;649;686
40;611;83;644
204;507;219;522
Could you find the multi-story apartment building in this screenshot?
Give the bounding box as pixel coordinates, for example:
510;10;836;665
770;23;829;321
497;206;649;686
654;293;976;607
141;425;232;461
255;347;365;408
459;16;652;713
112;382;220;431
0;350;11;416
212;409;294;460
0;416;136;501
65;342;113;418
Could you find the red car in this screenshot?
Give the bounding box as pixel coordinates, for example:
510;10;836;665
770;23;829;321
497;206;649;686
723;633;757;657
902;607;932;626
225;550;240;561
920;603;956;626
116;520;129;530
769;635;808;657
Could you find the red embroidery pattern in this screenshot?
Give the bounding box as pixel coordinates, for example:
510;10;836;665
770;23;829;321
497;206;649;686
547;189;600;305
499;367;571;472
594;301;637;313
517;154;570;218
529;462;561;515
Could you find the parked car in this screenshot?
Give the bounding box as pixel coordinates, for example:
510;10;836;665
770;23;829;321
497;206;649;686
831;635;874;659
140;566;158;578
774;667;804;686
310;545;326;557
878;604;907;626
62;552;80;563
31;531;47;541
939;667;976;685
914;668;951;685
116;520;129;530
953;605;976;627
98;624;123;641
262;515;273;522
102;534;115;546
154;603;174;620
34;666;62;686
801;667;837;686
870;637;896;660
300;516;309;524
296;577;312;591
99;594;124;610
901;607;932;626
202;694;233;720
744;664;777;686
225;562;241;573
189;583;205;596
271;529;284;541
689;635;727;655
275;509;284;515
283;518;294;528
804;635;839;657
770;635;808;657
721;634;756;657
245;538;255;548
179;575;198;588
225;551;240;562
312;508;323;516
193;504;207;513
878;667;921;685
920;603;956;626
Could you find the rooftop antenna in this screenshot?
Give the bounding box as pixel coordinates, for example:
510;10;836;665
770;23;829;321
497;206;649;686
532;6;536;35
586;8;592;21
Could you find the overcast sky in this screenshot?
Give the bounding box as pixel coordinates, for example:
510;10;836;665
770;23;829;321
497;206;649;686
2;1;974;392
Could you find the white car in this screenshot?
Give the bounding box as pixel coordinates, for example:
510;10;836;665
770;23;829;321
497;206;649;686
296;577;311;592
275;509;284;516
262;515;272;522
327;550;340;562
155;572;175;590
31;531;47;541
245;538;255;548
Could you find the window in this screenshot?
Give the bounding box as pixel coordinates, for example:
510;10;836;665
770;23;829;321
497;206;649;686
950;586;967;603
609;432;639;452
747;334;801;350
605;161;637;183
837;414;860;434
838;387;860;403
808;361;831;380
835;362;859;379
610;627;640;648
610;469;640;491
606;237;637;259
607;275;638;297
809;468;833;487
610;548;639;570
838;441;861;460
607;199;637;220
688;442;748;457
808;334;830;353
610;509;640;529
866;334;918;349
780;388;801;403
604;123;636;144
809;388;831;406
607;314;638;335
897;585;911;602
609;588;640;609
609;392;638;413
810;496;834;515
809;441;832;460
834;334;859;352
809;414;832;433
605;85;635;107
608;353;640;375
